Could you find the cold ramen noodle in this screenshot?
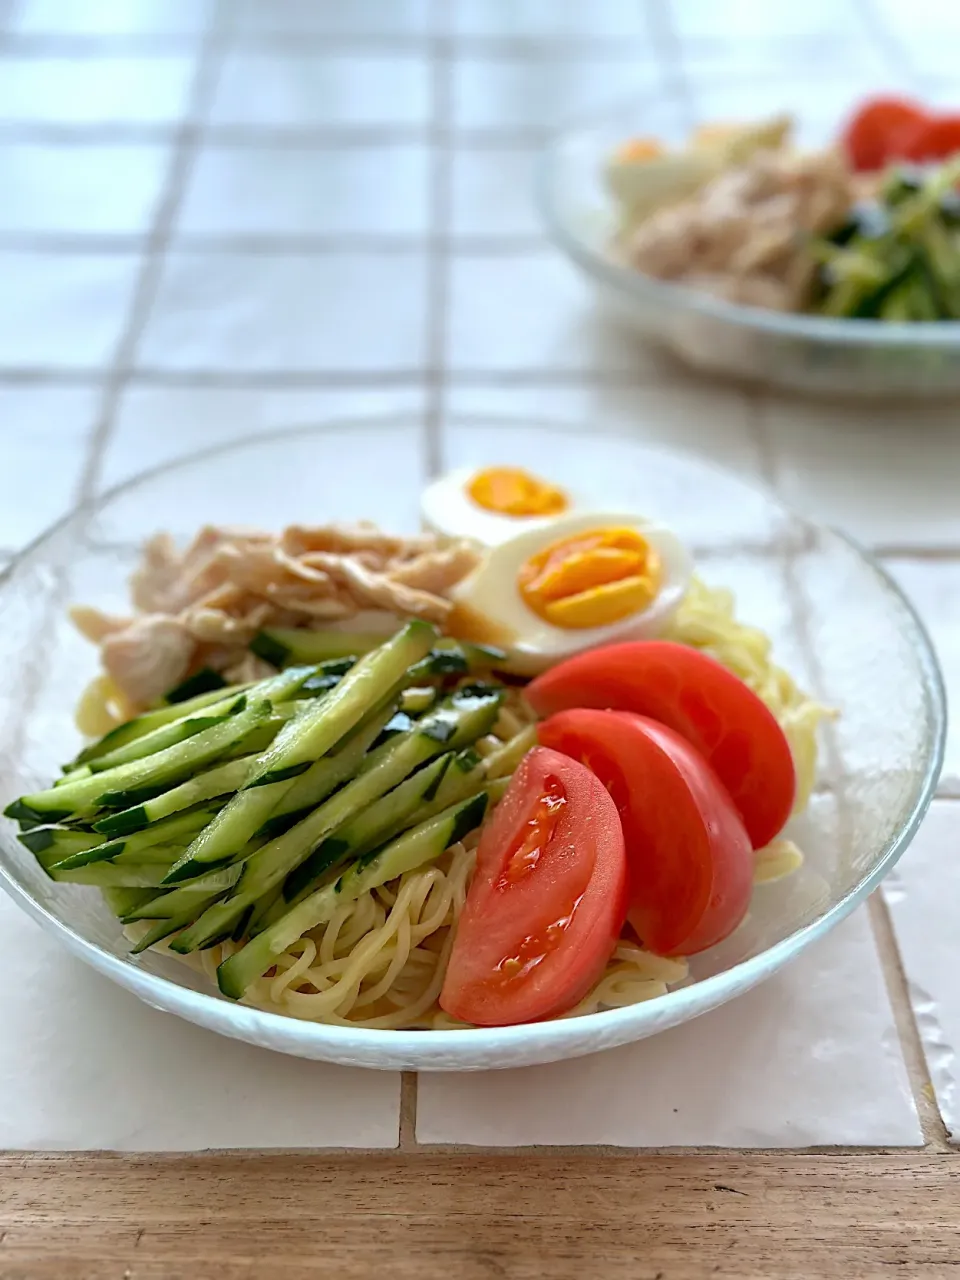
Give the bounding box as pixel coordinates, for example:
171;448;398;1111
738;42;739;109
6;467;829;1030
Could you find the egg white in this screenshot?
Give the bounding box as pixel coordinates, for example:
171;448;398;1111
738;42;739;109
450;510;693;675
421;466;582;547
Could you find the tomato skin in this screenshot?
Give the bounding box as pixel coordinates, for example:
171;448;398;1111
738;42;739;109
904;115;960;163
439;746;627;1026
526;640;795;849
841;96;929;171
538;709;753;957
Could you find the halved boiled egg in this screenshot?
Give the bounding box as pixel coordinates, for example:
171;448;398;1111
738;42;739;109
446;511;693;675
421;466;582;547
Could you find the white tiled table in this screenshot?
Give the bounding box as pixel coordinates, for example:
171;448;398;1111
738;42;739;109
1;2;959;1273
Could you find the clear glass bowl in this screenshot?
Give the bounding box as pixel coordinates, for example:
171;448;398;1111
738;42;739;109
539;83;960;395
0;418;946;1070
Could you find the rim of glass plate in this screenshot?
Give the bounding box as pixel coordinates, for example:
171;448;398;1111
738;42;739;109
0;417;947;1060
536;93;960;348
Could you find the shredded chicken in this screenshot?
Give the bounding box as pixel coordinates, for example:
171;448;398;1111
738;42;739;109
73;524;482;710
619;146;855;312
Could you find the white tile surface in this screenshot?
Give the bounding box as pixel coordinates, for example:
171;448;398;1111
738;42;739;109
137;250;427;373
230;0;430;37
209;52;432;130
0;387;98;546
763;398;960;547
448;251;664;374
0;55;195;125
100;399;428;534
883;801;960;1143
450;146;542;238
11;0;212;35
885;560;960;792
177;143;430;238
453;54;663;131
416;909;921;1148
452;0;650;39
101;385;425;488
0;142;170;235
0;251;140;368
0;896;400;1150
443;383;764;478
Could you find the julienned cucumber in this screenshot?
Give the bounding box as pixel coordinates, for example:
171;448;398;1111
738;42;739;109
11;697;272;822
166;684;502;953
50;802;224;871
281;751;454;903
17;826;105;871
254;701;397;839
162;621;437;882
122;862;246;921
217;790;491;1000
74;682;251;767
251;625;507;672
93;754;259;836
251;627;385;667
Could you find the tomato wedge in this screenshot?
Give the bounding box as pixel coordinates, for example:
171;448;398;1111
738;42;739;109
538;709;753;957
905;114;960;163
526;640;795;849
841;95;929;171
439;746;627;1026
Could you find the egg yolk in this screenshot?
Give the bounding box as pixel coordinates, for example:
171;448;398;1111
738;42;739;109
467;467;568;519
613;136;664;163
518;527;661;630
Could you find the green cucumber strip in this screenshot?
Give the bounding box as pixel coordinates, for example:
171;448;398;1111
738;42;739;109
255;701;398;839
49;861;176;888
79;664;312;776
481;724;537;780
20;698;272;820
122;863;246;922
74;683;250;767
87;707;237;774
102;886;158;918
18;826;105;870
217;791;490;1000
163;622;437;882
129;914;197;954
163;667;227;704
50;803;223;870
56;765;92;786
282;753;453;902
93;754;258;836
399;685;437;714
167;684;501;953
251;628;384;666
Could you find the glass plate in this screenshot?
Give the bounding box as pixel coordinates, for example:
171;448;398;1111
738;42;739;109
539;81;960;395
0;418;945;1070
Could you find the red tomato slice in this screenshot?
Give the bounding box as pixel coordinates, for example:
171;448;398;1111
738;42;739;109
905;115;960;163
841;96;929;171
538;709;753;957
439;745;627;1026
526;640;796;849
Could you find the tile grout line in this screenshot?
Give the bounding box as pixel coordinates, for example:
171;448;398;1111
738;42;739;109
75;8;226;502
746;395;941;1142
398;0;458;1152
421;0;455;483
867;892;951;1150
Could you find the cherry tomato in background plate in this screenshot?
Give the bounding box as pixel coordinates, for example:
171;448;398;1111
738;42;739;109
526;640;796;849
841;95;929;171
904;114;960;163
439;746;627;1027
538;709;753;957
